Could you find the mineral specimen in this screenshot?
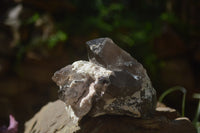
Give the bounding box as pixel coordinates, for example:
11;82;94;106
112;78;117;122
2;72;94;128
52;37;156;121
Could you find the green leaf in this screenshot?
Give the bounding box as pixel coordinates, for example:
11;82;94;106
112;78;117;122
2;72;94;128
159;86;186;117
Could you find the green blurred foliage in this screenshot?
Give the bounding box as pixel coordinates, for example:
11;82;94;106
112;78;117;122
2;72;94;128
27;13;40;24
48;31;68;48
193;94;200;133
16;0;186;79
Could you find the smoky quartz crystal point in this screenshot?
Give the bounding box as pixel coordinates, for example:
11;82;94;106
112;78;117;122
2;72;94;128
52;37;156;121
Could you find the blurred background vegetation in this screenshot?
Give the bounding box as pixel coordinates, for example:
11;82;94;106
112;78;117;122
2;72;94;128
0;0;199;132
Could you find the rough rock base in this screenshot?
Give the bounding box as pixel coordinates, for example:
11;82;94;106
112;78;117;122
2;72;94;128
24;100;197;133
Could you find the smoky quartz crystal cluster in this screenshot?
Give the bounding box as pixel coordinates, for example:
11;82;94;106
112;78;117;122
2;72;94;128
52;38;156;122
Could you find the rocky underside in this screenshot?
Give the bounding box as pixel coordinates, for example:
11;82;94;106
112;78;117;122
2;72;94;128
24;100;196;133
